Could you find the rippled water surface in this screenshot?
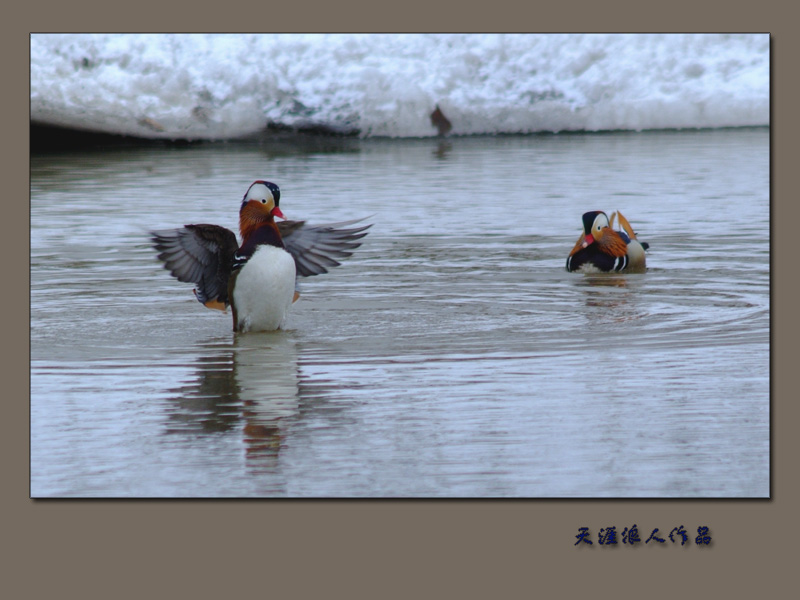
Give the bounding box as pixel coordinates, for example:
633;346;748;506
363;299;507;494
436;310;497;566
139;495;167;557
31;129;769;497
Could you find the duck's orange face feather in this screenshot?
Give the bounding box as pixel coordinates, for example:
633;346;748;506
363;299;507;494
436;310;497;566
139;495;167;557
596;229;629;257
586;213;628;257
572;211;629;258
569;232;586;257
239;181;285;240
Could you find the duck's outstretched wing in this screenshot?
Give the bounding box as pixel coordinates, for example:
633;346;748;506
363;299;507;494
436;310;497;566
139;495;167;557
277;218;372;278
151;224;239;309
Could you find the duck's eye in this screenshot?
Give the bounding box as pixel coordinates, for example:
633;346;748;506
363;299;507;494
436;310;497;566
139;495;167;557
261;199;267;204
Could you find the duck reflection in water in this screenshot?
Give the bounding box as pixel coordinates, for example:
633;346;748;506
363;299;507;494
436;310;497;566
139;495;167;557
164;332;302;465
574;274;647;326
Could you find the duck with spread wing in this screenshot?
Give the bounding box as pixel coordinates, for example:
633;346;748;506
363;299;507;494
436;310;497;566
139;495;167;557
152;180;371;332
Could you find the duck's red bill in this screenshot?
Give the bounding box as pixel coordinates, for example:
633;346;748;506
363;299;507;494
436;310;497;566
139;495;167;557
272;207;285;219
583;234;595;247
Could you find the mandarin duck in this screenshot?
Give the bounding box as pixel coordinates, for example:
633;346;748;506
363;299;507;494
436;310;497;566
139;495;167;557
566;210;649;273
152;180;371;332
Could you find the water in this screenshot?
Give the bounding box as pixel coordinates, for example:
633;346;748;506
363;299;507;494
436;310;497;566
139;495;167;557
30;128;770;497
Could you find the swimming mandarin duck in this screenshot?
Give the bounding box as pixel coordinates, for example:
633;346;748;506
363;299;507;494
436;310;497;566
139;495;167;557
151;180;371;332
566;211;649;273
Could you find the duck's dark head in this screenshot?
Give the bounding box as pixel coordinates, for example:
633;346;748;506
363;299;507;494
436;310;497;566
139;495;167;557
581;211;610;246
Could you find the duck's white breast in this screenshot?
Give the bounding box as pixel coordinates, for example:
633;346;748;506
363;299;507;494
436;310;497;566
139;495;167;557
232;245;296;332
